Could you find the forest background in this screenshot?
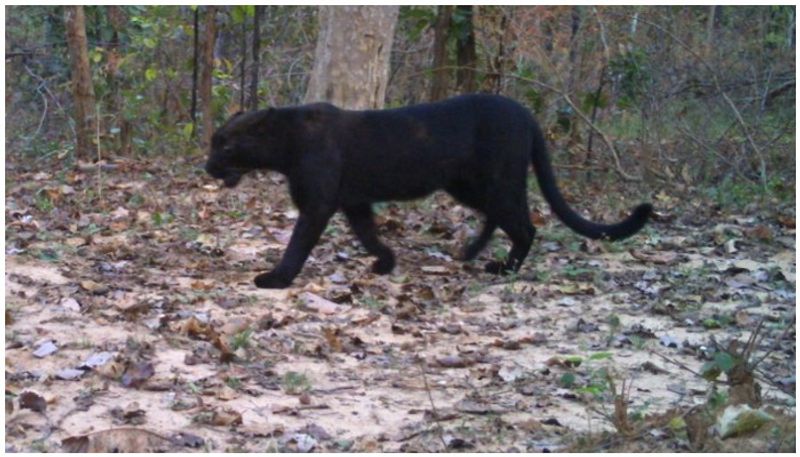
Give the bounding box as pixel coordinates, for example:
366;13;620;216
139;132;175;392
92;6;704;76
4;4;796;453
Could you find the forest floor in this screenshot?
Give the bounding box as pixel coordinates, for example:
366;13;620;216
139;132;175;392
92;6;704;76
4;155;796;452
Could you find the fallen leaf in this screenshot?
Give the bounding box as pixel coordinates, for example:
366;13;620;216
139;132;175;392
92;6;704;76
629;249;679;265
434;355;476;368
110;402;146;425
454;398;508;415
60;297;81;312
746;224;773;241
300;292;343;314
33;340;58;358
81;352;116;370
421;265;448;275
283;433;317;452
62;428;171;452
80;280;109;295
19;391;47;413
56;368;86;381
322;327;343;352
121;362;155;388
171;432;205;449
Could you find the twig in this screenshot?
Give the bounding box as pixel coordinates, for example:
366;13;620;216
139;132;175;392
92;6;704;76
637;16;769;190
22;64;76;139
510;72;643;181
22;65;48;137
417;358;447;450
748;313;795;370
649;349;709;381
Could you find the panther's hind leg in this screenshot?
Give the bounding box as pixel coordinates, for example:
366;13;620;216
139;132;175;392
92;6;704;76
462;219;497;261
343;204;396;274
484;202;536;275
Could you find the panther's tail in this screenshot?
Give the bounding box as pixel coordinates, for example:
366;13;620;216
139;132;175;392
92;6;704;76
529;124;652;240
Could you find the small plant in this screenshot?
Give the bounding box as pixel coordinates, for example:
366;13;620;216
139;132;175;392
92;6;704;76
361;296;385;311
282;371;311;394
230;328;253;351
226;376;242;390
34;190;54;213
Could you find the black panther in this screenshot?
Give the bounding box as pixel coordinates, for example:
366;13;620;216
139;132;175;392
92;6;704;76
205;94;652;288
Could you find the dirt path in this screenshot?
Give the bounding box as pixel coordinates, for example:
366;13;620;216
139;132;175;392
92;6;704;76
5;158;795;452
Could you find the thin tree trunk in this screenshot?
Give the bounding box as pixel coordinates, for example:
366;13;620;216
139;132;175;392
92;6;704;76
190;6;199;137
705;5;716;58
239;18;246;110
567;6;582;94
106;5;130;154
430;5;452;101
455;5;477;93
199;6;218;151
305;6;399;109
64;5;97;161
248;5;262;110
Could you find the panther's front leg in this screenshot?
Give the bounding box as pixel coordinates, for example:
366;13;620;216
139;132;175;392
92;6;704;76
254;208;335;288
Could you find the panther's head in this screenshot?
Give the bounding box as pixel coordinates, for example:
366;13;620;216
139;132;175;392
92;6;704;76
205;109;275;188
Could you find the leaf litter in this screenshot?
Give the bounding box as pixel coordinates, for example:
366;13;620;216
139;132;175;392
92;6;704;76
4;157;796;452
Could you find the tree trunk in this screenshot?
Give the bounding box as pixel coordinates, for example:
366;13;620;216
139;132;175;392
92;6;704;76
239;18;247;110
199;6;217;151
305;6;399;109
248;5;262;110
191;6;199;136
705;5;716;58
455;5;477;93
64;5;97;161
430;5;452;101
106;5;130;155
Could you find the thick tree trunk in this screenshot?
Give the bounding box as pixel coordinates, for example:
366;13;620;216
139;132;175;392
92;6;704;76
199;6;217;151
305;6;399;109
455;5;477;93
430;5;452;101
64;6;97;160
248;5;262;110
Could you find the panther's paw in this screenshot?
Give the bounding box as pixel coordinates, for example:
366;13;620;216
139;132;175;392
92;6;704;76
484;261;509;275
371;255;395;274
254;271;292;289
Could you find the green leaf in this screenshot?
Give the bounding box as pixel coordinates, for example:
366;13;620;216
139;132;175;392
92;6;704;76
143;37;156;49
589;351;613;361
565;355;583;367
559;373;576;388
182;123;194;140
145;68;157;81
713;352;735;373
701;361;722;381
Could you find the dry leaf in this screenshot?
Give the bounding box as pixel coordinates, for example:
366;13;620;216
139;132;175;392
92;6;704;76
19;391;47;413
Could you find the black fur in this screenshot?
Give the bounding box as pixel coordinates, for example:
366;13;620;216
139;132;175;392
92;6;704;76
205;94;652;288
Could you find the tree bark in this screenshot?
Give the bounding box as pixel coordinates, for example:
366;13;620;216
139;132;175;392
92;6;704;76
455;5;477;93
305;6;399;109
199;6;217;151
64;5;97;160
191;6;199;136
430;5;452;101
239;18;247;110
248;5;262;110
